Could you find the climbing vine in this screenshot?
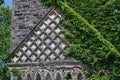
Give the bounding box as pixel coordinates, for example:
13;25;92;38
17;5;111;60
0;59;22;80
0;1;22;80
40;0;120;80
0;4;11;60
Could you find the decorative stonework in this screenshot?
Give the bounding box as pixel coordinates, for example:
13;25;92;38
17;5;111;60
7;0;86;80
12;9;66;63
9;62;85;80
11;0;51;52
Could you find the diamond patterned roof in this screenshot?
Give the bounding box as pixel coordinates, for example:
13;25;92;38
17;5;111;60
10;8;67;63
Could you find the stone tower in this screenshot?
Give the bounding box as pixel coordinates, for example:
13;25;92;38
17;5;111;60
6;0;85;80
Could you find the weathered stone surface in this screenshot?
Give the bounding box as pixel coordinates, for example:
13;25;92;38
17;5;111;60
8;62;85;80
10;0;86;80
11;0;51;52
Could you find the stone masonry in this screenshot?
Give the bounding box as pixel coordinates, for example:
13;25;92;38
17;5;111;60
11;0;50;52
7;0;86;80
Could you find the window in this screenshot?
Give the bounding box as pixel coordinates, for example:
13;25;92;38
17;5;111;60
65;73;72;80
56;73;62;80
36;73;41;80
77;73;83;80
46;73;51;80
27;74;32;80
18;77;22;80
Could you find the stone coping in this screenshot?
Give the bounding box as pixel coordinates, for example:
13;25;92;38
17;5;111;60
7;60;82;68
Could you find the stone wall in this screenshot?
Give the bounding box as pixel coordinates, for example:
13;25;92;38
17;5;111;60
11;0;50;52
8;62;85;80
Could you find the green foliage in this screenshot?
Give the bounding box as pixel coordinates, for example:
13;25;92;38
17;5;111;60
0;6;11;26
0;6;11;60
0;1;18;80
64;73;72;80
0;60;22;80
8;68;22;77
88;75;108;80
40;0;120;79
0;59;9;80
0;0;4;5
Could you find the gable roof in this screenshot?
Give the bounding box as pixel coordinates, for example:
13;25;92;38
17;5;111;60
6;7;71;63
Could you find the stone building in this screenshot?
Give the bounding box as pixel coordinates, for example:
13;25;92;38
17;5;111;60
6;0;85;80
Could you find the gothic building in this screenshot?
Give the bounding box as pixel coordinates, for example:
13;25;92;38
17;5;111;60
6;0;85;80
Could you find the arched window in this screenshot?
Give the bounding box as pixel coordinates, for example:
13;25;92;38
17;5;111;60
46;73;51;80
65;72;72;80
56;73;62;80
77;73;83;80
36;73;41;80
18;77;22;80
27;74;32;80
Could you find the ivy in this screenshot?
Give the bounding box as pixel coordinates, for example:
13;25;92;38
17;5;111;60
0;6;11;60
0;1;20;80
58;1;119;56
42;0;120;79
0;59;22;80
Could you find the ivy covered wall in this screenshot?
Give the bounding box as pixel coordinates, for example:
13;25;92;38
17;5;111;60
41;0;120;80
